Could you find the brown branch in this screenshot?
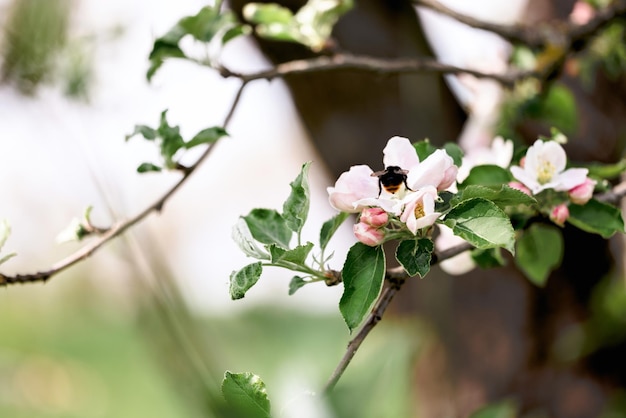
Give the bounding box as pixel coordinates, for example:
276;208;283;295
0;81;249;287
219;53;534;87
321;240;473;395
413;0;626;50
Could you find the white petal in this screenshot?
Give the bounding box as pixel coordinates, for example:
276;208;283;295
382;136;420;169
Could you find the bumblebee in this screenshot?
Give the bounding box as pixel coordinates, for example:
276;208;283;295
371;165;412;196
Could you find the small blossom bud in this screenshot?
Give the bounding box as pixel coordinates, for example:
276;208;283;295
550;204;570;227
519;156;526;168
353;222;386;247
359;207;389;228
508;181;532;196
568;177;596;205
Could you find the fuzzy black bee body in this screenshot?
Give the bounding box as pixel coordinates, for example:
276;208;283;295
371;165;412;196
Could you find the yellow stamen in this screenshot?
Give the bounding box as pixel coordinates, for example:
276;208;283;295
414;202;425;219
537;159;556;184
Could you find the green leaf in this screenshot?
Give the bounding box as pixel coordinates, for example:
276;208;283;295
147;25;187;81
320;212;350;251
288;276;308;295
469;399;517;418
157;110;185;167
221;371;271;418
471;248;506;269
413;140;437;161
460;165;512;188
515;223;563;286
282;162;311;235
340;243;386;332
232;218;270;260
268;242;313;265
455;184;536;209
243;3;295;25
444;198;515;254
243;209;292;249
584;159;626;180
568;198;625;238
125;125;157;141
531;83;578;134
137;162;162;173
185;127;228;149
229;262;263;300
222;24;252;45
395;238;434;278
443;142;463;167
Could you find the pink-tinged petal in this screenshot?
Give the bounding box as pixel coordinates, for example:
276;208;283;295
408;149;453;190
508;181;532;196
510;165;542;194
569;177;596;205
439;165;459;191
399;187;440;234
354;196;399;214
327;165;378;212
353;222;386;246
553;168;589;192
550;204;570;227
360;207;389;227
382;136;420;170
435;224;476;275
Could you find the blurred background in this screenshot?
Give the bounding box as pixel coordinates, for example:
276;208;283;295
1;0;626;417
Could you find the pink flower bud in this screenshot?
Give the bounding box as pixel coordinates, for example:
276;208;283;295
508;181;532;196
550;204;570;227
519;156;526;168
353;222;386;247
568;177;596;205
359;207;389;227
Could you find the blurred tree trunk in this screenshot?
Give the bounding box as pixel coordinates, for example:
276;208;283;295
231;0;626;417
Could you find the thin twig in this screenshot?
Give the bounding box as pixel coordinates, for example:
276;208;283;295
0;81;249;286
322;240;473;395
219;53;534;88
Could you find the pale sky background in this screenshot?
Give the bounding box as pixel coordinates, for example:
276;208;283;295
0;0;353;314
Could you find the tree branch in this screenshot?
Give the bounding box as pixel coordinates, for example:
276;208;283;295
0;81;249;286
322;240;473;395
219;53;533;87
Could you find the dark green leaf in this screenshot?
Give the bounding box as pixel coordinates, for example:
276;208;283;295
435;191;455;213
515;223;563;286
282;162;311;234
137;162;162;173
444;198;515;254
413;140;437;161
243;209;292;249
471;248;506;269
125;125;157;141
185;126;228;149
157;110;185;166
340;243;385;332
222;24;251;45
460;165;512;188
288;276;308;295
443;142;463;167
455;184;536;209
229;262;263;300
395;238;434;278
320;212;350;251
179;6;220;41
268;242;313;265
568;198;625;238
147;25;187;81
221;371;271;418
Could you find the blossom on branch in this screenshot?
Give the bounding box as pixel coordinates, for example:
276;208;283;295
327;136;458;241
510;139;589;195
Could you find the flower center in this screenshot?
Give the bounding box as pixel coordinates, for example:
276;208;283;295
414;202;425;219
537;159;556;184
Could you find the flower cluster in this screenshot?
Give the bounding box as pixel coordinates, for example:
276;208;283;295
327;136;457;246
510;139;596;226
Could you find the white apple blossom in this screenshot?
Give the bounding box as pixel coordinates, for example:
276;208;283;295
510;139;589;195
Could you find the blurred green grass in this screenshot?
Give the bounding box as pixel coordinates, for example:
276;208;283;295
0;278;423;418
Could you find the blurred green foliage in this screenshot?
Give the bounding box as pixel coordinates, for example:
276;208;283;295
0;275;422;418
